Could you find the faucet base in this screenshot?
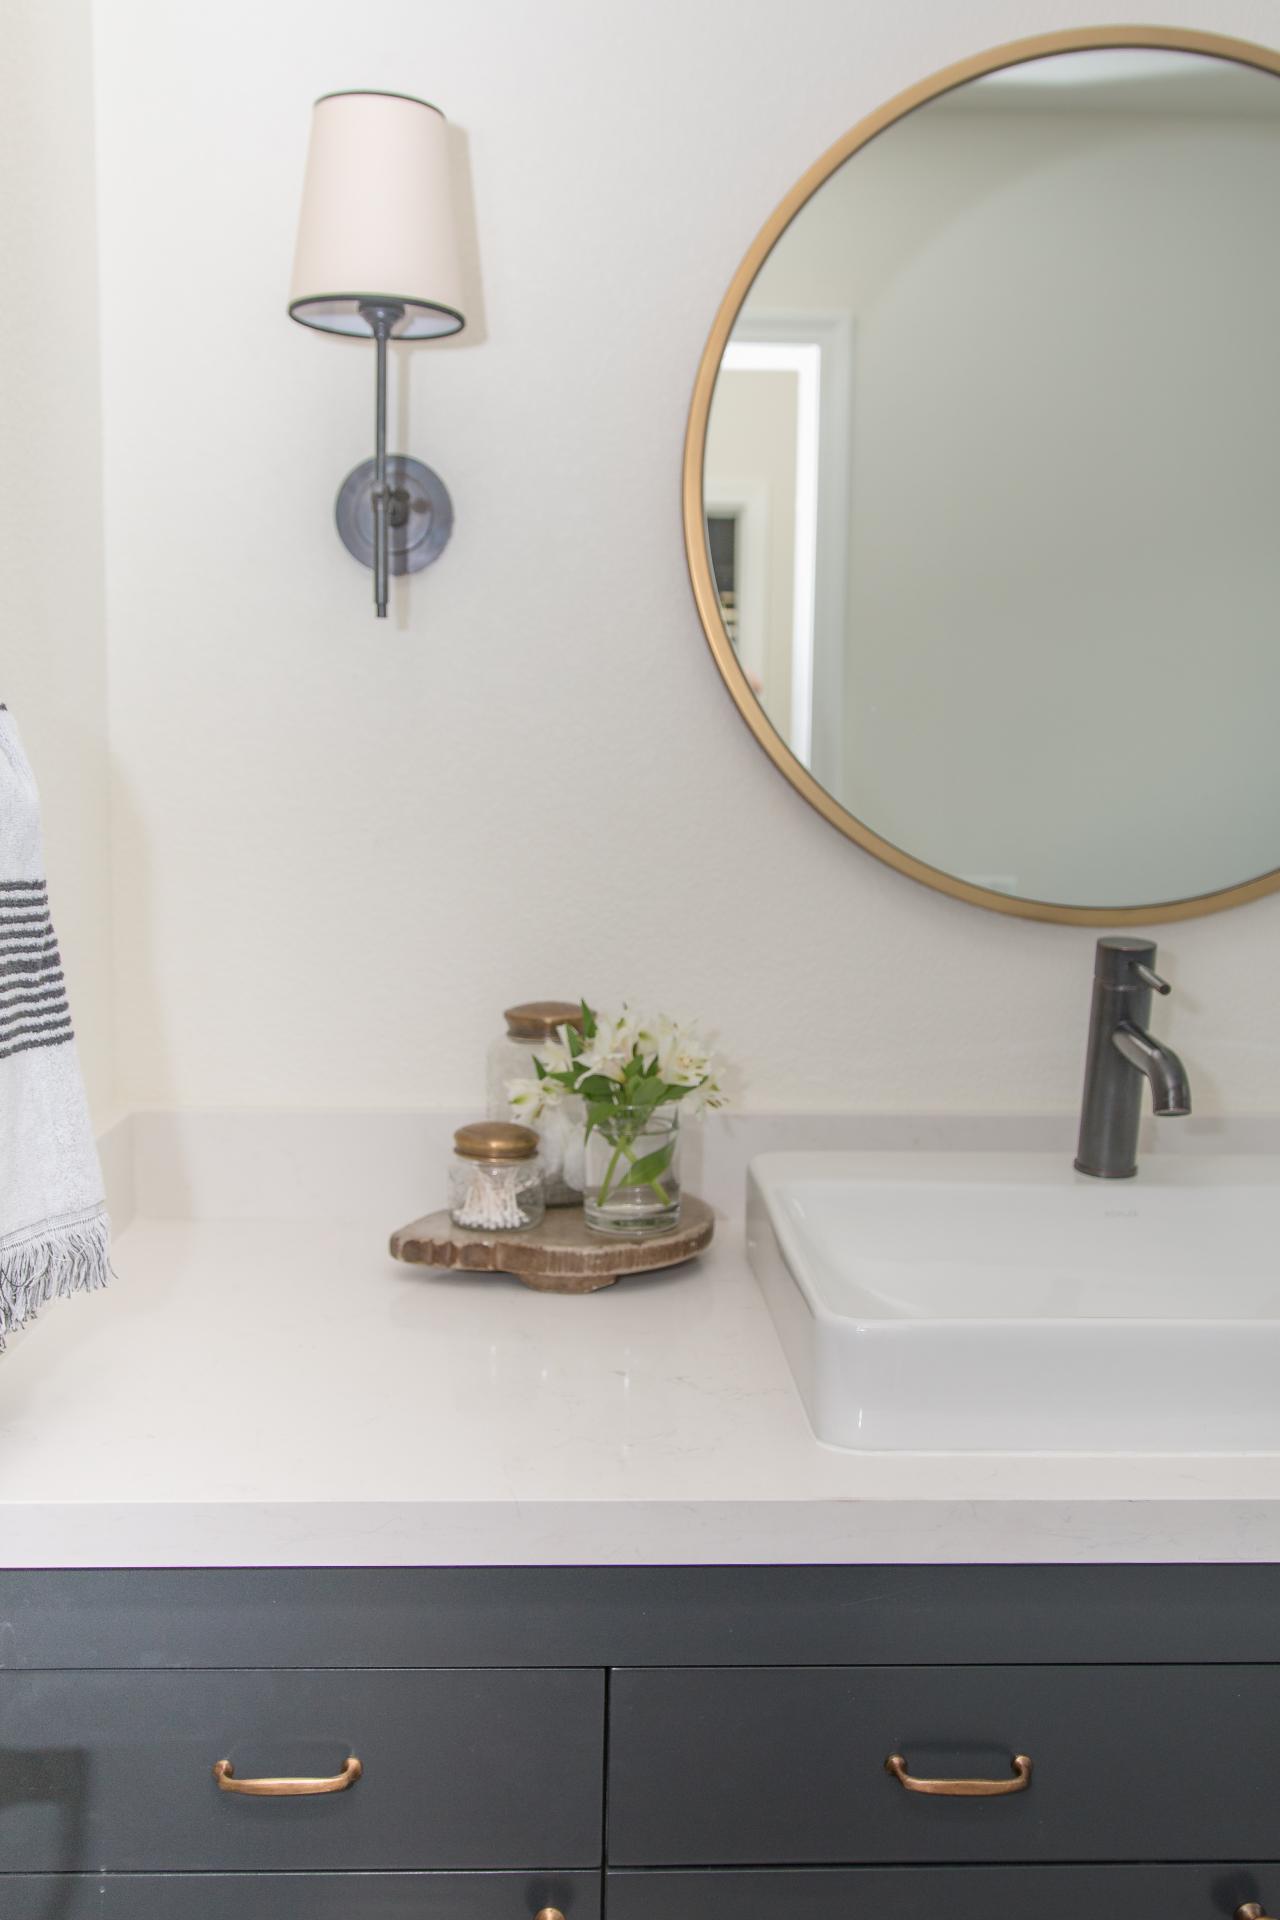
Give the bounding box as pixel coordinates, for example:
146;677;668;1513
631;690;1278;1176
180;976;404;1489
1073;1157;1137;1179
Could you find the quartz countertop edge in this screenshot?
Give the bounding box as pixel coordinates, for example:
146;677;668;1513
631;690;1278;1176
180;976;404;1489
0;1214;1278;1569
5;1498;1280;1570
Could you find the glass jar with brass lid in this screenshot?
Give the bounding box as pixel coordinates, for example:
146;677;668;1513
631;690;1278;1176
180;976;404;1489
487;1001;585;1207
449;1121;545;1233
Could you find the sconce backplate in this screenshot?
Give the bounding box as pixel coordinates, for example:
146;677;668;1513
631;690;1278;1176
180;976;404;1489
335;455;453;576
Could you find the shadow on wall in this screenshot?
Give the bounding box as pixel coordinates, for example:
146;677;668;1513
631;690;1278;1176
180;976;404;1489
435;123;487;351
391;124;486;631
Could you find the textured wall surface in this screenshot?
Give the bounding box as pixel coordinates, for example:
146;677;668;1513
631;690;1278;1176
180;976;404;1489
0;0;115;1123
89;0;1280;1115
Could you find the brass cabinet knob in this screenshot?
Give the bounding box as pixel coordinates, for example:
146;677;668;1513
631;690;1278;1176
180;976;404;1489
885;1751;1032;1797
1237;1906;1276;1919
213;1754;362;1797
534;1909;567;1920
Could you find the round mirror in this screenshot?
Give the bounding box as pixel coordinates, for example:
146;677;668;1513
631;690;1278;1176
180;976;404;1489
686;29;1280;923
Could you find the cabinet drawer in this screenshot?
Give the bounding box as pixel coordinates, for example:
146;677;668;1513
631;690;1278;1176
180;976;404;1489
608;1665;1280;1864
0;1668;603;1871
609;1867;1280;1920
2;1871;600;1919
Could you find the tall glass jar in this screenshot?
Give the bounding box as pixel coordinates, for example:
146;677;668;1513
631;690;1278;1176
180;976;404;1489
487;1001;585;1206
583;1105;681;1238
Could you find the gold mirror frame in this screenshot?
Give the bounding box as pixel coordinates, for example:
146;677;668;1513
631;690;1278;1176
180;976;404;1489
683;25;1280;925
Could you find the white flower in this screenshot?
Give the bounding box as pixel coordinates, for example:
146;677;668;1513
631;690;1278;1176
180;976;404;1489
575;1044;626;1085
681;1074;726;1117
573;1006;638;1085
533;1036;576;1077
519;1001;730;1125
648;1014;715;1090
506;1074;564;1123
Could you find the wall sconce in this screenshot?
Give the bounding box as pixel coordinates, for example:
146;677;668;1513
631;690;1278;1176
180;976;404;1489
289;90;466;618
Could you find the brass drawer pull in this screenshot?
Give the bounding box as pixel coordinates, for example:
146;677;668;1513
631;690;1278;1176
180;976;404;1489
1237;1906;1277;1919
885;1751;1032;1797
535;1910;567;1920
213;1754;363;1797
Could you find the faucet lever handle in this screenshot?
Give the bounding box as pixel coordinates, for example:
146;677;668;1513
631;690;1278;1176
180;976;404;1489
1132;961;1171;995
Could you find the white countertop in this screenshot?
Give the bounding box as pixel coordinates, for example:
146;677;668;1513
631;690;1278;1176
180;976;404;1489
3;1210;1280;1567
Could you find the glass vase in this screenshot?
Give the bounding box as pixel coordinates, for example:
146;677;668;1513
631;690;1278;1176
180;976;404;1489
582;1105;681;1237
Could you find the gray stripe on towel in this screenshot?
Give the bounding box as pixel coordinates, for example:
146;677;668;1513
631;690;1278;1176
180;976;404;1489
0;1012;74;1043
0;985;69;1012
0;1026;74;1064
0;1036;74;1067
0;939;59;958
0;952;62;980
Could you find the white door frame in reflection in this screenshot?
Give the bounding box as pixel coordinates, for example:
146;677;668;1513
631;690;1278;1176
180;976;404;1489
719;314;852;791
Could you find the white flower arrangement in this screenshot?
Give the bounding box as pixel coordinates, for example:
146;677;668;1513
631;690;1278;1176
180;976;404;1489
507;1001;727;1210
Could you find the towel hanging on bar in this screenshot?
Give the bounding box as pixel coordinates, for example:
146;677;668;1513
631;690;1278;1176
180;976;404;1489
0;705;109;1343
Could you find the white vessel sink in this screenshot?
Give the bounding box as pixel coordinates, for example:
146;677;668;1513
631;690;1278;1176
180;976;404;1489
746;1152;1280;1453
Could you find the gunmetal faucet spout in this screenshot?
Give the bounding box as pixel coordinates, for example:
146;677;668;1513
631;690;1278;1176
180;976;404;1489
1075;937;1191;1179
1111;1023;1192;1118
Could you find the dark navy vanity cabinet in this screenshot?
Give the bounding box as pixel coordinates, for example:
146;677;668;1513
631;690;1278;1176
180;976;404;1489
1;1565;1277;1916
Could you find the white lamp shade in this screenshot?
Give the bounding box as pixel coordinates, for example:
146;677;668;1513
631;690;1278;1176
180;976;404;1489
289;90;466;340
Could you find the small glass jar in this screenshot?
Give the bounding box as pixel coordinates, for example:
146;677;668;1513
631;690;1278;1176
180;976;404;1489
449;1121;546;1233
487;1001;585;1207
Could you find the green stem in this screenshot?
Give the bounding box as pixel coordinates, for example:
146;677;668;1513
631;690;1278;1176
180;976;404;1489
596;1135;630;1206
596;1129;671;1208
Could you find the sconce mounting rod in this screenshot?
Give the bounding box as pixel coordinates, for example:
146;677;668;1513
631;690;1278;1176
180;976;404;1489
359;300;406;618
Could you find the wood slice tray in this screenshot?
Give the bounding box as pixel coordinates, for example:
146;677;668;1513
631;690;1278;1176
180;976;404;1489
389;1196;715;1293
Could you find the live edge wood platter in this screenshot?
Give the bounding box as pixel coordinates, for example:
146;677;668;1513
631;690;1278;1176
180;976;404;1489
390;1197;715;1293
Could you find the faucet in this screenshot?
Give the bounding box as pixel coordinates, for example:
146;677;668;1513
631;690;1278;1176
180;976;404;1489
1074;936;1191;1179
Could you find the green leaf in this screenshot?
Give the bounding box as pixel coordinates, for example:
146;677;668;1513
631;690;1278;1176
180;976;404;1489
586;1099;621;1138
629;1076;667;1117
578;1074;618;1104
619;1140;676;1191
566;1025;583;1059
584;1096;621;1146
580;999;597;1041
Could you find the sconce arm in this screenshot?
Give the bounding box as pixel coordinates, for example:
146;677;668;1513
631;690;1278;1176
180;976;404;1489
358;300;405;618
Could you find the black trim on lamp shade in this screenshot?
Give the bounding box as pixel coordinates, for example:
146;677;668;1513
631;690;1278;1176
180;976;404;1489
314;88;444;115
288;295;466;340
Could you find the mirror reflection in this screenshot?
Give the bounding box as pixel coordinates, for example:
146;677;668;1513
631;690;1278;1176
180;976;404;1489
702;46;1280;912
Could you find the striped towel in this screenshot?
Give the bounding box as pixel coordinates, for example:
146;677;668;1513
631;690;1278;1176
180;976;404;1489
0;705;109;1342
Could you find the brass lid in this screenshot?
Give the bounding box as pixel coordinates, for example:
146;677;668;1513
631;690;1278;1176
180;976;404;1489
504;1000;585;1040
454;1120;541;1162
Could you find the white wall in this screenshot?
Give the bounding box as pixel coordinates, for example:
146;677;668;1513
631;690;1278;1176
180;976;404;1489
0;0;115;1124
87;0;1280;1118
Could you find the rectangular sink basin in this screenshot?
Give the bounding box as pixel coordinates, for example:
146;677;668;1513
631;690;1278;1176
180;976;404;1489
746;1152;1280;1453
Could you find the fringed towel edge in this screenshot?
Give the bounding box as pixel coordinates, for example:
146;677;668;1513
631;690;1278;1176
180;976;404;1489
0;1208;111;1346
